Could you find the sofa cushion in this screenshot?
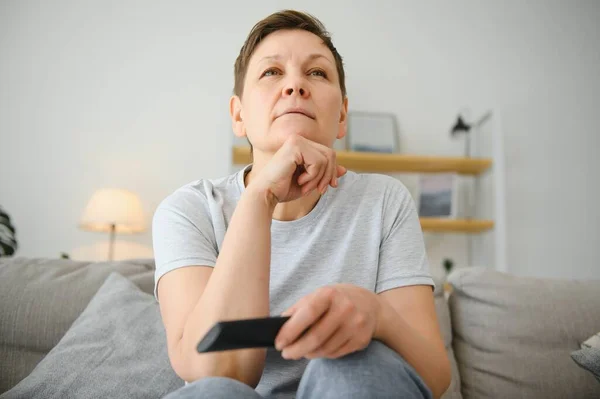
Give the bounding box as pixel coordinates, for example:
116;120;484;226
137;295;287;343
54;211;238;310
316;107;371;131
0;256;460;397
571;347;600;383
0;257;155;393
0;272;183;398
571;332;600;383
581;332;600;349
448;267;600;399
433;276;462;399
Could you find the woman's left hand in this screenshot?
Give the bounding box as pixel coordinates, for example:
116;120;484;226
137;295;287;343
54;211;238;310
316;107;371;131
275;284;382;360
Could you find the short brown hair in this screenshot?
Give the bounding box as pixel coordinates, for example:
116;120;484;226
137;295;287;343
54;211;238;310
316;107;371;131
233;10;346;99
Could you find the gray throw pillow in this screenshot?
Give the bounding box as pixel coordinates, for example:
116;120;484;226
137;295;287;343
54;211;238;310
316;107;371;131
571;333;600;383
0;272;184;398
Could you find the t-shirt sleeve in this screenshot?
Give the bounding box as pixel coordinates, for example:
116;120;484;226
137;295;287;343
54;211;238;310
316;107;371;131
376;179;435;293
152;187;218;300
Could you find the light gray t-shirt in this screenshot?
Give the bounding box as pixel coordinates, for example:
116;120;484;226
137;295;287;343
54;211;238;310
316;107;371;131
152;164;434;398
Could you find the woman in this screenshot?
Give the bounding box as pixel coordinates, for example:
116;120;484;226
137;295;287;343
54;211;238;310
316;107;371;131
153;10;451;399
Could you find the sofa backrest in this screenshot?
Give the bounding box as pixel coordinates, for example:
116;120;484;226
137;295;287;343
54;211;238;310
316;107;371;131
0;257;155;393
0;256;465;397
448;267;600;399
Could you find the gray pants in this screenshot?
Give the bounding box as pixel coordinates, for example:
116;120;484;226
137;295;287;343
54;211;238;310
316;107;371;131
164;340;432;398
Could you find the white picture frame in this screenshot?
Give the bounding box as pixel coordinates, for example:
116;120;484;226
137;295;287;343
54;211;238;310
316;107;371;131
416;173;458;218
346;111;399;153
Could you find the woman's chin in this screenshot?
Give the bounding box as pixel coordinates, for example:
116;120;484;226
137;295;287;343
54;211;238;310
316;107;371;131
275;125;321;142
252;126;331;154
282;130;314;140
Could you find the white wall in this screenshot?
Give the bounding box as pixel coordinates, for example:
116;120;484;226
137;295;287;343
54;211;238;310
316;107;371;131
1;1;598;280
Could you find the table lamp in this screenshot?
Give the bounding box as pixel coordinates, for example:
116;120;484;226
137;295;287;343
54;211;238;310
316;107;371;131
79;188;146;261
450;110;492;157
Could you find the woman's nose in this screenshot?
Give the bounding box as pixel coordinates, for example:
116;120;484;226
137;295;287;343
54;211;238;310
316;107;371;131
283;77;309;98
284;87;306;96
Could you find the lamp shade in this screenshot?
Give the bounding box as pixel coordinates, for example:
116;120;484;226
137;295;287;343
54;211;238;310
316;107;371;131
79;188;146;234
450;115;471;136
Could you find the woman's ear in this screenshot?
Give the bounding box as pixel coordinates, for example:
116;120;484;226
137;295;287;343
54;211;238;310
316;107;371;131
337;97;349;140
230;95;246;138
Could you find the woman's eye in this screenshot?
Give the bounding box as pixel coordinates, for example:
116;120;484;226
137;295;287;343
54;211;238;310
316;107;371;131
310;69;327;78
262;69;280;77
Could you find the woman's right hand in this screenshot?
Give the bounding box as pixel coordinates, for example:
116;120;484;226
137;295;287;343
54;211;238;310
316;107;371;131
250;136;347;204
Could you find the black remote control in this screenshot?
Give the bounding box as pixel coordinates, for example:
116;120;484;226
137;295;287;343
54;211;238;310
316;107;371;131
196;316;291;353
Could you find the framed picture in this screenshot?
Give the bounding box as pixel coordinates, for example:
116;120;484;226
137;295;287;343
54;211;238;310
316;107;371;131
416;173;458;218
346;111;399;153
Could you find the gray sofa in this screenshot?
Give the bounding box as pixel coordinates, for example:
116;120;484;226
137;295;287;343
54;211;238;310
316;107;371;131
0;257;598;398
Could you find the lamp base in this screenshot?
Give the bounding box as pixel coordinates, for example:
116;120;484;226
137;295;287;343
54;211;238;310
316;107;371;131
108;224;116;261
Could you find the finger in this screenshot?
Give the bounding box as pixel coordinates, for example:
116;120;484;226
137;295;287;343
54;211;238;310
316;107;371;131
297;160;320;185
281;295;350;359
304;322;352;359
298;153;327;192
327;150;337;189
276;298;306;341
325;337;356;359
330;165;346;188
284;137;324;189
281;302;299;317
275;288;335;351
296;169;311;186
316;152;333;194
314;147;336;191
298;141;328;186
296;162;315;186
304;141;337;191
301;158;327;195
309;141;348;181
294;165;309;185
325;150;337;190
329;163;342;188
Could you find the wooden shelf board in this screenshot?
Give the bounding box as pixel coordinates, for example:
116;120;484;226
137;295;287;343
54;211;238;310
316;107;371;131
420;218;494;233
232;146;491;175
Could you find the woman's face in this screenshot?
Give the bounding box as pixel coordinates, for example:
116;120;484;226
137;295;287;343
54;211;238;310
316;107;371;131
230;29;348;154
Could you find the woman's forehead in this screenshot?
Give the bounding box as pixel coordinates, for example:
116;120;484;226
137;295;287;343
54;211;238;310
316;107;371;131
250;30;333;66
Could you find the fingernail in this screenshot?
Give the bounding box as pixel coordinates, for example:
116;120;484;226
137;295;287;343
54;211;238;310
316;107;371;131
275;340;286;350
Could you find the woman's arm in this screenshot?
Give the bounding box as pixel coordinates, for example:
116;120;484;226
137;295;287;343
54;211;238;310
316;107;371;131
158;186;276;387
157;136;344;387
373;180;450;397
376;286;452;399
